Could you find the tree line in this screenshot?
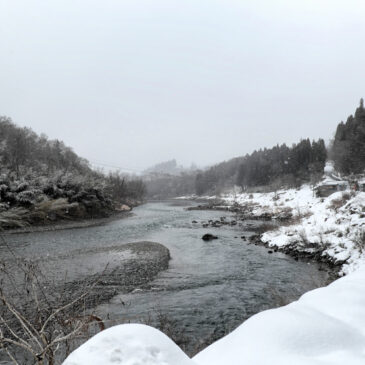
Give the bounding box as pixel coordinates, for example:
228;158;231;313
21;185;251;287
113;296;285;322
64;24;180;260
143;137;327;198
194;139;327;195
181;100;365;196
145;100;365;198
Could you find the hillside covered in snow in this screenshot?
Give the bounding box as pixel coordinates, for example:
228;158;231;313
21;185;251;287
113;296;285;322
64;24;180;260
221;185;365;275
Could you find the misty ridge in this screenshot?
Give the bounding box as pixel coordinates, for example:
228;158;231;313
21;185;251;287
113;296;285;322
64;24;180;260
144;100;365;199
1;99;365;223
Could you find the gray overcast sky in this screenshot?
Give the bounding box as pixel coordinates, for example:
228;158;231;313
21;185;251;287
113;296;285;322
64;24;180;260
0;0;364;172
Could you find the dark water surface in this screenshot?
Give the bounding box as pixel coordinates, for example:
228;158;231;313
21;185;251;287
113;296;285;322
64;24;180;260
3;201;329;355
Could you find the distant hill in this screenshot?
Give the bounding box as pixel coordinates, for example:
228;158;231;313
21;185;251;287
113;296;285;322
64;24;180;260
143;159;184;176
142;159;198;199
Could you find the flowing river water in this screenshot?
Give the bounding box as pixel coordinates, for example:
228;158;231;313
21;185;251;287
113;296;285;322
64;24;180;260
2;201;330;356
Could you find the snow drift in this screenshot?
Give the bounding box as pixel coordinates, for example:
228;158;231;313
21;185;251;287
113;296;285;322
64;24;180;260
62;324;194;365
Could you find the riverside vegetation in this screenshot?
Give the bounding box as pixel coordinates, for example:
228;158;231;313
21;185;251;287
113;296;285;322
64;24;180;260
0;116;146;230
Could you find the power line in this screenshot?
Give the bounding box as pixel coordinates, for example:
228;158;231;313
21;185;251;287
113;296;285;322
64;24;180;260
89;160;143;173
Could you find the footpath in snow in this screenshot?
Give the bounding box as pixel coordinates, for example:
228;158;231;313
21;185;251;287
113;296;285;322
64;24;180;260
64;186;365;364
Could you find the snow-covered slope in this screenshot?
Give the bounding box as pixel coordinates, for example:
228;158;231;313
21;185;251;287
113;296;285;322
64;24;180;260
221;186;365;275
64;267;365;364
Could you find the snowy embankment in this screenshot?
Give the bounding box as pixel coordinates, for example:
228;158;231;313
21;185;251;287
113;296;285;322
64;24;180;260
220;185;365;275
64;186;365;364
64;267;365;364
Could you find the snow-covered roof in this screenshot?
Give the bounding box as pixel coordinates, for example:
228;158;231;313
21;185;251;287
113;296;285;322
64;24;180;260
316;177;348;187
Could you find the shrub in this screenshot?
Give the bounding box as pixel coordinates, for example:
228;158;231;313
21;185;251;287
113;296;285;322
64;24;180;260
352;229;365;254
0;256;105;364
329;192;354;212
0;208;30;229
255;222;278;234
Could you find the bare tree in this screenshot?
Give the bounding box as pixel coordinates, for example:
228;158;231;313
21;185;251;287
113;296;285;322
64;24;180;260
0;243;104;365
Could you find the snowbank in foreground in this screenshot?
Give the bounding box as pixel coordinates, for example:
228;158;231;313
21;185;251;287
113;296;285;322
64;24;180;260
64;268;365;364
62;324;194;365
219;186;365;275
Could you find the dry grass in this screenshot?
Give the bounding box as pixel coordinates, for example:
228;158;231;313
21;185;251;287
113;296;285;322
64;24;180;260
0;199;80;230
255;222;279;234
0;208;29;230
329;192;354;212
352;229;365;254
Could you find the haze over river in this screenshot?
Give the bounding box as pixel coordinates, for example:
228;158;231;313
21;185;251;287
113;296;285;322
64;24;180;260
2;201;329;355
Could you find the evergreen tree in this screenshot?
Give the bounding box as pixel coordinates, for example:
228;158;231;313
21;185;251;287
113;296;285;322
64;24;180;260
332;99;365;174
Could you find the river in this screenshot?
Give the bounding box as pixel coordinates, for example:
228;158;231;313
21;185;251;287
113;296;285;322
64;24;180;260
2;200;330;356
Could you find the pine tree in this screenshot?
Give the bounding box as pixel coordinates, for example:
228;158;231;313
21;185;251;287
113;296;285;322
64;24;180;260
332;99;365;174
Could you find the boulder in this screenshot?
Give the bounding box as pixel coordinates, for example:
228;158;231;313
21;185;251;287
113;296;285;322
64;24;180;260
202;234;218;241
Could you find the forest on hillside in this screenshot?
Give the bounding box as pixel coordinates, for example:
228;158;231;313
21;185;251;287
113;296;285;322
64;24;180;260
145;100;365;198
144;139;327;198
331;99;365;175
195;139;327;195
0;116;145;228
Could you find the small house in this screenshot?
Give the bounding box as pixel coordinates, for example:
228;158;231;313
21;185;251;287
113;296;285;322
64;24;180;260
314;178;349;197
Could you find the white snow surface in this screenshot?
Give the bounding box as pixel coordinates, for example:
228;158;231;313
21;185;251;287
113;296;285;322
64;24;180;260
64;186;365;364
63;324;194;365
219;185;365;275
64;268;365;364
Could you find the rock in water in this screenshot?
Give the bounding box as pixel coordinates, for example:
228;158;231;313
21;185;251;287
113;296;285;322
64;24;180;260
202;234;218;241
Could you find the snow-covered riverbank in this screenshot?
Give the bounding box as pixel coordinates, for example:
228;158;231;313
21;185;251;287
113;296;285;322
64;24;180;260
220;185;365;275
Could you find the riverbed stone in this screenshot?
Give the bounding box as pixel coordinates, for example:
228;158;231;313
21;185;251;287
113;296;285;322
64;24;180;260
202;234;218;241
